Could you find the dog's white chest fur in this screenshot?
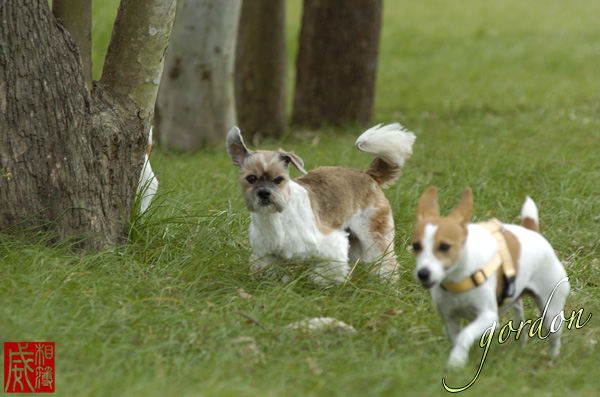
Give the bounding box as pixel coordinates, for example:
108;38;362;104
249;181;348;262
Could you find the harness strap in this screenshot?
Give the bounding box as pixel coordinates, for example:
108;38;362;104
440;253;502;292
479;218;516;279
441;218;519;307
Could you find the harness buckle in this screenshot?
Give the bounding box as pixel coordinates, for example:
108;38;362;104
471;270;487;286
499;275;516;306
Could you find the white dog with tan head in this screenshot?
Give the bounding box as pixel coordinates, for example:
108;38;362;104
227;124;416;285
412;187;569;368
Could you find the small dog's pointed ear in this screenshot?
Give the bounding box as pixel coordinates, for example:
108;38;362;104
226;127;250;167
417;186;440;221
449;188;473;224
280;151;308;175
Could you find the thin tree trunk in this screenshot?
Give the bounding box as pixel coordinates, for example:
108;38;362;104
0;0;176;250
156;0;242;151
52;0;92;94
235;0;287;140
292;0;383;127
101;0;178;128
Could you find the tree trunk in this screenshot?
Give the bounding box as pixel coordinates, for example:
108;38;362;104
52;0;92;94
156;0;242;151
235;0;287;140
292;0;383;127
101;0;178;128
0;0;176;250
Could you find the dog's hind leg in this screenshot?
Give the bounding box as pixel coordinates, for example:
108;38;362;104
543;279;570;357
370;242;399;281
309;229;351;285
347;233;363;264
511;298;528;346
351;206;398;281
529;275;570;357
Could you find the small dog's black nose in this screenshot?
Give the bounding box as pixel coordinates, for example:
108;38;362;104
257;189;271;200
417;268;431;282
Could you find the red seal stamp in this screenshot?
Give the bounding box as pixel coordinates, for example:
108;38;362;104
4;342;55;393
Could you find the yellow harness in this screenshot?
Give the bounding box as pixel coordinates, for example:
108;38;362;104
441;219;518;307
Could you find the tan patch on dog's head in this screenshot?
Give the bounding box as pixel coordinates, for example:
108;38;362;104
413;218;467;269
412;187;472;268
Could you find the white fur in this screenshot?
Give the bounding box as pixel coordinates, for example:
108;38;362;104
415;197;570;368
249;181;350;285
342;206;388;264
520;195;539;223
136;127;158;214
355;123;416;167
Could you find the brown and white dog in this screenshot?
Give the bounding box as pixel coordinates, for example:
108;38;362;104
226;124;416;285
412;187;569;367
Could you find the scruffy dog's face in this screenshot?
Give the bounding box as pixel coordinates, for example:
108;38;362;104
227;128;306;214
238;150;294;213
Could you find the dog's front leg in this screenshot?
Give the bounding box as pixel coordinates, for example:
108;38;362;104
249;253;281;279
441;315;461;344
435;293;461;343
310;260;350;286
448;310;498;368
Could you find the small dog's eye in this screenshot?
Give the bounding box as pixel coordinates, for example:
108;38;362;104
273;176;284;185
412;242;422;252
246;175;257;184
438;242;451;252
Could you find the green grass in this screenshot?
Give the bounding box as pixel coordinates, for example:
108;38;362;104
3;0;600;395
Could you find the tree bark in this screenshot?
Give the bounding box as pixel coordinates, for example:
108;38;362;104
235;0;287;140
101;0;178;128
0;0;176;250
156;0;242;151
292;0;383;127
52;0;92;94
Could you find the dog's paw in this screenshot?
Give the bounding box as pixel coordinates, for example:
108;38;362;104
309;262;350;286
447;348;468;369
308;272;340;287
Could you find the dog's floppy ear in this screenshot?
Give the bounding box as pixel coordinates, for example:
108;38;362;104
226;127;250;167
279;151;308;175
448;188;473;224
417;186;440;221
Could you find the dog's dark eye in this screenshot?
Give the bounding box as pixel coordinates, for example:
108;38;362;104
273;176;284;185
246;175;257;184
438;242;451;252
412;242;422;253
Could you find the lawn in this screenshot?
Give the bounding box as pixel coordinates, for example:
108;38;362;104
2;0;599;395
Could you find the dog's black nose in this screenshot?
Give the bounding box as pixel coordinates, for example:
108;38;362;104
257;189;271;200
417;268;431;282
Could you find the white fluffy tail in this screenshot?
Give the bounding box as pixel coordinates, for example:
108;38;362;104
355;123;416;167
355;123;416;187
520;196;539;232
